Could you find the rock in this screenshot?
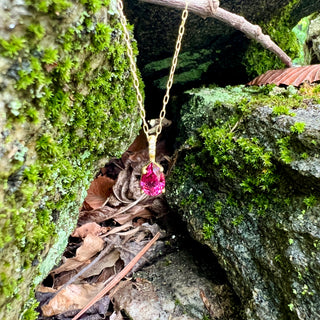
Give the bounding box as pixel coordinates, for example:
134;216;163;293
0;0;140;318
305;14;320;64
112;249;240;320
166;85;320;319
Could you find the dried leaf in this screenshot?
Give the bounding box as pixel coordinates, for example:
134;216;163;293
74;235;105;262
113;205;152;225
53;269;77;288
80;249;120;279
104;221;133;236
78;206;118;225
72;222;109;238
40;283;105;317
126;129;148;153
52;235;105;274
248;64;320;87
83;175;115;210
52;258;89;275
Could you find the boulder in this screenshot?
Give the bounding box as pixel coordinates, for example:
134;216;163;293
0;0;140;318
166;84;320;319
113;249;241;320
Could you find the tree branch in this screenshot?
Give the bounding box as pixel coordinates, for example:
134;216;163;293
139;0;293;67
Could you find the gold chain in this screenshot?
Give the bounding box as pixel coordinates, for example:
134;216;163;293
117;0;189;140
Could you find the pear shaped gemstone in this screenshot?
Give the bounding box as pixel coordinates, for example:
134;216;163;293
140;163;165;196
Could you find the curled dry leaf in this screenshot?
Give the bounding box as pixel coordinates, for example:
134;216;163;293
72;222;109;238
52;235;105;274
40;283;105;317
108;165;143;207
83;175;115;210
248;64;320;87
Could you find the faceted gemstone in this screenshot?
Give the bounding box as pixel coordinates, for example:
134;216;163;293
140;162;165;196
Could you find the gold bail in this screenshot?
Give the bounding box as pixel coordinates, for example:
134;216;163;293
148;135;156;163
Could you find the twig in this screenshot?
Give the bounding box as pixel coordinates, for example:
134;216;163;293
139;0;293;67
72;231;161;320
229;116;242;133
200;289;220;319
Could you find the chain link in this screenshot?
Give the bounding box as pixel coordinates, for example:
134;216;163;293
156;5;188;138
117;0;188;139
117;0;149;136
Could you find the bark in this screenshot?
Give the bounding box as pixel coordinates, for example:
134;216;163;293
140;0;293;67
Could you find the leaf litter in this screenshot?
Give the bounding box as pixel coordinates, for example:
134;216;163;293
36;127;171;320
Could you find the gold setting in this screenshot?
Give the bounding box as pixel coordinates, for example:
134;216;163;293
141;161;164;175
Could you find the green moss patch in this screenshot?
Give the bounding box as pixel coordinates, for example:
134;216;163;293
243;0;301;77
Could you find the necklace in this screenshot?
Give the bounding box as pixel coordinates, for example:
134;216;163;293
117;0;189;196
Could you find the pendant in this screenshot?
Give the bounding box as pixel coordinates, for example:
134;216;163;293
140;135;165;196
140;162;165;196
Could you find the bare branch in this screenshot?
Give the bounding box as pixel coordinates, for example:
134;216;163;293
139;0;293;67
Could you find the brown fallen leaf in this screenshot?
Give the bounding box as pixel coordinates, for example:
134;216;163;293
126;129;148;153
40;283;105;317
83;175;115;210
78;205;118;225
114;206;152;225
103;221;133;237
72;222;109;238
52;235;105;274
79;249;120;279
247;64;320;87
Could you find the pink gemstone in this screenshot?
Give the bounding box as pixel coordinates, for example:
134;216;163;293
140;163;165;196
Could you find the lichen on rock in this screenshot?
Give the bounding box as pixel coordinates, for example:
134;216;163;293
0;0;141;318
167;84;320;319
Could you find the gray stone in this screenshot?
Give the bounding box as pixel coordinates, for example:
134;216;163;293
112;250;240;320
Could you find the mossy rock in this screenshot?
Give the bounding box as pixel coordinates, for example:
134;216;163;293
0;0;141;318
167;84;320;319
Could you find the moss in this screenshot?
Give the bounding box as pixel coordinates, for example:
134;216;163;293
0;0;141;318
272;105;296;116
277;136;294;164
290;122;306;134
41;48;59;64
303;195;317;208
243;0;300;77
25;0;72;14
27;23;46;40
0;36;26;58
